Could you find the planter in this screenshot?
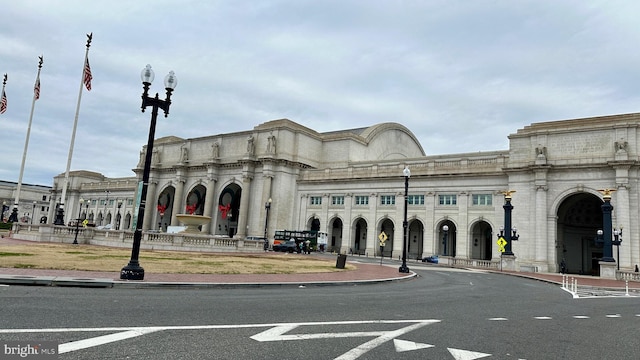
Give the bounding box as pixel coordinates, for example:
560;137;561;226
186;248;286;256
176;214;211;233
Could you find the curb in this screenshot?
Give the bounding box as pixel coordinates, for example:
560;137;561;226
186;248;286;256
0;272;417;289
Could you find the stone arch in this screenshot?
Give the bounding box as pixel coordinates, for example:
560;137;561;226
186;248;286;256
157;184;175;232
327;216;344;253
352;217;368;255
217;182;241;237
556;192;603;275
437;218;457;257
378;217;396;258
185;184;207;215
407;218;425;260
469;219;494;260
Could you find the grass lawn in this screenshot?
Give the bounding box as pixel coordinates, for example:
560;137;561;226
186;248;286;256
0;243;352;274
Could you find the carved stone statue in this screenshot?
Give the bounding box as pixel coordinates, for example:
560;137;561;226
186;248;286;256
180;144;189;163
267;134;277;154
247;135;255;155
152;148;160;164
211;142;220;159
615;139;628;154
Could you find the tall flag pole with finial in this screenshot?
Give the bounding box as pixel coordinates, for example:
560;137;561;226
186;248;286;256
9;56;43;223
54;33;92;225
0;74;7;115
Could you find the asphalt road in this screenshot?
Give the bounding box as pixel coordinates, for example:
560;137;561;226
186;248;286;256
1;264;639;359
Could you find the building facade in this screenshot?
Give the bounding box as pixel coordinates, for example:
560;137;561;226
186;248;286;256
42;114;640;275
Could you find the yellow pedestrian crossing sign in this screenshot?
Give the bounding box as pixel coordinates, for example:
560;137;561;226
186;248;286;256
496;237;507;247
378;231;388;246
497;237;507;253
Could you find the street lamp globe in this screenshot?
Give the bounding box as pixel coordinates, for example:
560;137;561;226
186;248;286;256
164;71;177;89
141;64;154;84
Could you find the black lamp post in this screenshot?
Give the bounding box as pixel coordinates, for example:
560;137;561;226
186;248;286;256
399;166;410;273
442;224;449;256
116;199;123;230
31;201;36;224
599;189;615;263
73;198;84;245
501;191;518;256
612;228;622;270
121;64;176;281
264;198;272;251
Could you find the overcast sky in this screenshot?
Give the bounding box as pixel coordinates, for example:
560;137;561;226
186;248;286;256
2;0;639;186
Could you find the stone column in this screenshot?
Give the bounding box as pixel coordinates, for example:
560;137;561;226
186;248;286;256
535;185;548;263
236;174;252;238
456;192;469;259
615;184;630;269
203;172;217;234
142;179;157;231
261;174;273;241
171;173;185;226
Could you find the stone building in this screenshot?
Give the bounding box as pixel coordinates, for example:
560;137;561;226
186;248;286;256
45;113;640;275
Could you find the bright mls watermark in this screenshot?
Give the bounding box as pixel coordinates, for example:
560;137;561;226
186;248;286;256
1;341;58;359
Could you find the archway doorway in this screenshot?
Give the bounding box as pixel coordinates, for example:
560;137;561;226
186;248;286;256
557;193;603;275
379;218;395;258
328;218;343;253
217;184;241;237
470;220;493;260
157;186;175;232
407;220;424;260
438;220;456;257
353;218;368;255
186;184;206;215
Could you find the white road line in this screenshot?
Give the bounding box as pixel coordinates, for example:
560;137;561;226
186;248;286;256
487;318;508;321
0;319;431;334
606;314;621;318
59;328;163;354
533;316;552;320
0;319;440;357
333;320;440;360
573;316;590;319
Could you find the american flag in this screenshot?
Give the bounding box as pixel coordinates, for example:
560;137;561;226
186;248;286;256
0;89;6;114
83;57;92;91
34;78;40;100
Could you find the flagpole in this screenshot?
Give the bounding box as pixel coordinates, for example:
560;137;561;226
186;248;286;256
54;33;92;225
9;56;43;223
0;74;7;115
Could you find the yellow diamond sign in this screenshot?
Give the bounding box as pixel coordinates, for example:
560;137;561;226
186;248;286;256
496;237;507;247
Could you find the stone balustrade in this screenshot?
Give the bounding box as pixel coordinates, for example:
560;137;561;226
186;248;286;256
9;222;264;253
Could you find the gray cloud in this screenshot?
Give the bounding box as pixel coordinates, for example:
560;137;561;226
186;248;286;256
1;0;639;185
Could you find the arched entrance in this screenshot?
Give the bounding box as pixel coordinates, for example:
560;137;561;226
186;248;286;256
438;220;456;257
407;220;424;260
557;193;603;275
186;184;206;215
379;218;395;258
353;218;368;255
470;220;493;260
328;218;343;253
217;184;241;237
157;186;175;232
